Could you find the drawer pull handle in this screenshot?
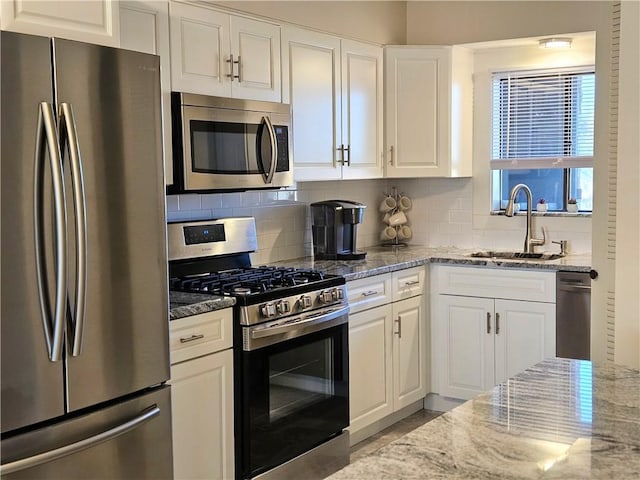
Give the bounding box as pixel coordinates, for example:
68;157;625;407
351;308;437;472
361;290;379;297
404;280;420;286
180;334;204;344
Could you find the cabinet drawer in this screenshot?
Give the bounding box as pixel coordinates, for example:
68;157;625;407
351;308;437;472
433;265;555;303
392;266;425;301
170;309;233;364
348;274;392;314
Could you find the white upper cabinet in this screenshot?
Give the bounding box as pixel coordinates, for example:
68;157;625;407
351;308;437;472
385;46;473;178
282;26;383;181
0;0;119;46
340;39;384;180
169;2;281;102
119;0;173;186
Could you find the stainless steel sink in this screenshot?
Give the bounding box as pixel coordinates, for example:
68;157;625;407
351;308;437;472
469;251;565;261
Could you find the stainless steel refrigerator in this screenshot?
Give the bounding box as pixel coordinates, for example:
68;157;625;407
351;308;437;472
1;32;172;478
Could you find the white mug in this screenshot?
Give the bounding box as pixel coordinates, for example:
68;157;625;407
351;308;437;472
397;225;412;240
380;226;397;240
398;196;412;211
379;196;396;212
387;210;407;226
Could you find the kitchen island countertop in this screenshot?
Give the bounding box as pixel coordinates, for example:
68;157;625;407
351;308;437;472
328;357;640;479
272;245;592;281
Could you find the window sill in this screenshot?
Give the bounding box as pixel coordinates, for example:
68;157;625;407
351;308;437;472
490;210;592;218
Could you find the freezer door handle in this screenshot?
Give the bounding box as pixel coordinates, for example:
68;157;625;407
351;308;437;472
34;102;67;362
0;405;160;476
59;102;88;357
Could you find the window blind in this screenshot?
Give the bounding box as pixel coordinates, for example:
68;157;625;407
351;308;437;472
491;68;595;170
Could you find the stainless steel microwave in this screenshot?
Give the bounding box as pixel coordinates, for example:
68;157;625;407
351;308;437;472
170;92;293;192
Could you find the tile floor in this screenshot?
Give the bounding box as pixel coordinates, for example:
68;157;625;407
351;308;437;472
349;409;442;463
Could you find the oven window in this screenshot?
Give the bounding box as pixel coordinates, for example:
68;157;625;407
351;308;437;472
240;323;348;478
269;338;334;422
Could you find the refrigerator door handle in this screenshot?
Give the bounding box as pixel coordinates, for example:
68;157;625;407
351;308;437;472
0;405;161;475
59;103;88;357
34;102;67;362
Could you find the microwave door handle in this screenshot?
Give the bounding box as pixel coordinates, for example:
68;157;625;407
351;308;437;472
262;115;278;184
34;102;67;362
59;103;87;357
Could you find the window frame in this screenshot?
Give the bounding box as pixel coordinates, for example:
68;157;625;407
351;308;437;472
490;66;595;213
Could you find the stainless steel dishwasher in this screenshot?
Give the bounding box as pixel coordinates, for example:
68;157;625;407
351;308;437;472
556;271;591;360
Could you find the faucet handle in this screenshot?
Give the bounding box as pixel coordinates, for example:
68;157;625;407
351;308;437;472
530;226;547;247
551;239;568;255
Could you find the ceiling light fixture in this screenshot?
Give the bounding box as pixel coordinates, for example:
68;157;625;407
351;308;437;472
538;37;573;49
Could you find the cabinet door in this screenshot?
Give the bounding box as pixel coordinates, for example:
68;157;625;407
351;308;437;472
170;349;234;480
230;16;281;102
348;304;394;434
119;1;173;186
393;295;427;409
494;299;556;384
0;0;118;46
340;39;383;179
282;26;341;181
169;2;231;97
435;295;494;400
385;47;448;177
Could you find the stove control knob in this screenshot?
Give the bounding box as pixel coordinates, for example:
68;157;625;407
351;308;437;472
333;288;344;300
319;290;334;304
299;295;313;309
276;300;291;314
260;303;277;318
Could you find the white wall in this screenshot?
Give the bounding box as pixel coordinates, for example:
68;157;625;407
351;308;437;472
212;0;406;44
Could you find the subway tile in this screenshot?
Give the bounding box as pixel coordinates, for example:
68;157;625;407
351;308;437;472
201;194;222;209
221;192;242;209
166;195;179;212
241;191;261;207
178;194;201;210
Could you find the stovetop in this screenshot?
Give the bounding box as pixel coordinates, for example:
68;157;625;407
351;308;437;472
170;265;345;306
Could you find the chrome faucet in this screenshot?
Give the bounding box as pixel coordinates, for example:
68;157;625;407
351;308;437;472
504;183;546;253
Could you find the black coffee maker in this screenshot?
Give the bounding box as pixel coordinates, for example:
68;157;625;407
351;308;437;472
310;200;367;260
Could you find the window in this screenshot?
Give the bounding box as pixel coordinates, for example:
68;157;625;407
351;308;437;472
491;68;595;212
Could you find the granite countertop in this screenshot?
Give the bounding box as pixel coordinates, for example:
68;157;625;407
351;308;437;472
329;357;640;479
169;246;591;319
271;245;592;281
169;291;235;320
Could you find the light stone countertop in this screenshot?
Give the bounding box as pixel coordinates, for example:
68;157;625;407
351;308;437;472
328;357;640;480
169;246;592;319
270;245;592;281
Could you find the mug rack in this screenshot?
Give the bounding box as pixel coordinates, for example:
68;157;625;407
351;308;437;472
380;186;412;247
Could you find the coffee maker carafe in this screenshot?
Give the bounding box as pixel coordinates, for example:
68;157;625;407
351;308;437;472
310;200;367;260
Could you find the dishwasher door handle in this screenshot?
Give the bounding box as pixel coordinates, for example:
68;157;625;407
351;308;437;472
558;285;591;292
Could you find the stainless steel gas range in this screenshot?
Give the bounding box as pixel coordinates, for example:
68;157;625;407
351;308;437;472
168;218;350;480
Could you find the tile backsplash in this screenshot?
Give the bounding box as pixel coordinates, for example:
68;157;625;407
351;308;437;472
167;177;592;264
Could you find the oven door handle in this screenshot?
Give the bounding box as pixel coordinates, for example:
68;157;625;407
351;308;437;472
251;305;349;340
244;305;349;350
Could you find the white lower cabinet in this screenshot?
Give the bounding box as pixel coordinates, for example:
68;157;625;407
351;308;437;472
431;266;556;401
169;309;234;480
348;267;427;436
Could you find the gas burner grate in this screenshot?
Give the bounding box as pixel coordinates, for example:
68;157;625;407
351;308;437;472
170;266;330;297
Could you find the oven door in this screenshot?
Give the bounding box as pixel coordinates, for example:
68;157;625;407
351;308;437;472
238;306;349;479
180;106;292;191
